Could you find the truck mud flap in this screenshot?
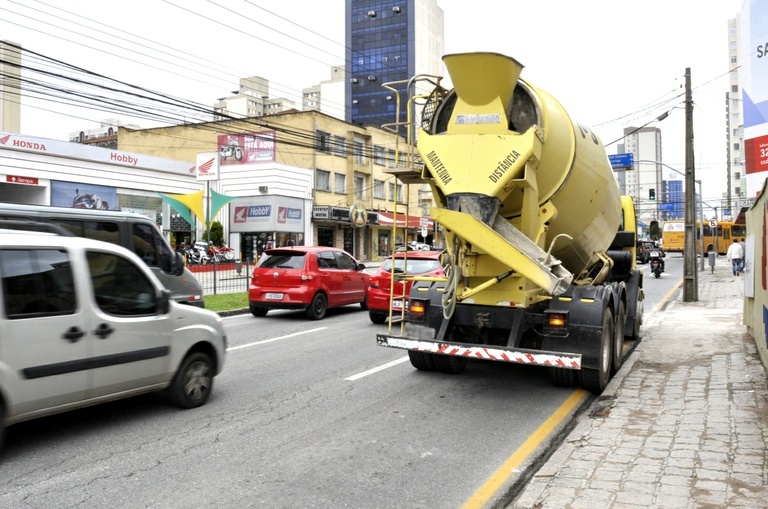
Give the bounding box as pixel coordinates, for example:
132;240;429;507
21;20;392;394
376;334;581;369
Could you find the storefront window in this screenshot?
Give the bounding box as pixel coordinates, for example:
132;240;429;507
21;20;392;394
317;227;334;247
378;230;390;256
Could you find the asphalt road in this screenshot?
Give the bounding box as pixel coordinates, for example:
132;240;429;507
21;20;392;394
0;259;684;508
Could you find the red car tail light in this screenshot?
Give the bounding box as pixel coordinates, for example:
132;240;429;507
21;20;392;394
369;276;380;289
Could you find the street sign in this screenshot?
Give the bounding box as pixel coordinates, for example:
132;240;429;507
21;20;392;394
608;153;634;170
658;203;675;212
421;226;428;237
420;216;429;227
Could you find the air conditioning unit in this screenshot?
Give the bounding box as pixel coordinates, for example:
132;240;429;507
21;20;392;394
352;99;359;105
367;10;376;17
393;6;401;13
368;75;377;81
259;186;268;193
350;78;359;84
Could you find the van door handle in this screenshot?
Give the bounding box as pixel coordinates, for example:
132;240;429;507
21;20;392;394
94;323;115;339
63;326;85;343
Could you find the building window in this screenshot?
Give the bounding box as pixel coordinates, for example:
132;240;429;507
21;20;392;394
353;140;366;164
734;172;741;180
731;56;737;64
354;173;366;200
335;173;346;194
732;85;738;93
316;169;331;191
333;135;347;157
373;179;385;199
734;143;740;151
387;149;397;168
373;145;385;166
389;182;403;202
316;130;331;153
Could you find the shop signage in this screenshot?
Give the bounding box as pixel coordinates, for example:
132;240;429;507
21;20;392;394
312;205;330;219
6;175;39;185
350;203;367;228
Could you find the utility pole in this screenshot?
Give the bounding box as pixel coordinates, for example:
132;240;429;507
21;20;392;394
683;67;698;302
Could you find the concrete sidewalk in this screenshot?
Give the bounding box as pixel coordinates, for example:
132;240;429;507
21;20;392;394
511;257;768;509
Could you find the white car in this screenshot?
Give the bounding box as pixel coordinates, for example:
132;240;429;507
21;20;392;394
0;229;227;453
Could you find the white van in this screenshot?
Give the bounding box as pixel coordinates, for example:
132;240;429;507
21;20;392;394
0;229;227;452
0;203;204;307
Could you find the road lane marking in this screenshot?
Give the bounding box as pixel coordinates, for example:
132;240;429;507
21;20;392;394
461;389;588;509
345;356;410;381
227;327;327;351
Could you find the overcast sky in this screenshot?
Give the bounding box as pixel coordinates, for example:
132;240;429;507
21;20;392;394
0;0;743;206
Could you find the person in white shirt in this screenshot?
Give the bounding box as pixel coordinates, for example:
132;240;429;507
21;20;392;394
726;239;744;276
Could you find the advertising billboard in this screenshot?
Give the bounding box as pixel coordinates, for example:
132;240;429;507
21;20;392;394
217;130;276;166
742;0;768;196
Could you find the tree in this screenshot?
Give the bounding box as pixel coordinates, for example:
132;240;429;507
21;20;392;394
202;221;225;246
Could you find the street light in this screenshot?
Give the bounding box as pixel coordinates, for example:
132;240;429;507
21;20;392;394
636;160;705;271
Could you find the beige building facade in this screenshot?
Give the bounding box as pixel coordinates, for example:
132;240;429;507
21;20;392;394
118;110;430;262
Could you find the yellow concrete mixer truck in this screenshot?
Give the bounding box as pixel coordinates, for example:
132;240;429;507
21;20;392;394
376;52;644;393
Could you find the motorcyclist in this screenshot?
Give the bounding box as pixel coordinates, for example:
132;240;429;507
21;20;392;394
649;241;665;273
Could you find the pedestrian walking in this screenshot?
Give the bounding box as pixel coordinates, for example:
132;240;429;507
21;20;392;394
739;237;746;274
726;238;744;276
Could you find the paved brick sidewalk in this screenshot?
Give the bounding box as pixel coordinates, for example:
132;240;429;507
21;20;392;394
511;258;768;509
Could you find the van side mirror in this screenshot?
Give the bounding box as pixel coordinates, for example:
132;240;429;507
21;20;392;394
172;252;185;276
158;289;172;314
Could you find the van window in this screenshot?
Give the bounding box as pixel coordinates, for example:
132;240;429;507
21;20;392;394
132;223;160;266
87;251;158;316
53;219;121;245
0;249;77;319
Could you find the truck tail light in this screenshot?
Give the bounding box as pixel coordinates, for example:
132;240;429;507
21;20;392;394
544;311;568;336
408;299;427;319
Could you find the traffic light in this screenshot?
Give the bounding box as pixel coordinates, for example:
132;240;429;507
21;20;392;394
649;188;656;201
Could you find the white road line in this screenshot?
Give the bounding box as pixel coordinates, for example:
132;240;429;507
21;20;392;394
227;327;327;351
346;356;410;381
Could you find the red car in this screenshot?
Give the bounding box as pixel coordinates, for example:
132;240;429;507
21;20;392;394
248;246;370;320
367;250;444;324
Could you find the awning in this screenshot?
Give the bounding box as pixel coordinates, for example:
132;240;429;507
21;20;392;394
378;211;434;229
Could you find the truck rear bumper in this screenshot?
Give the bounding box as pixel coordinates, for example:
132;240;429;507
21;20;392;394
376;334;582;369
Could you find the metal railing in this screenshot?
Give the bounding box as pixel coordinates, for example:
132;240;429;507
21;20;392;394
187;259;253;295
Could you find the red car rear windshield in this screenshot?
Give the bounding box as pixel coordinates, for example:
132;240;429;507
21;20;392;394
381;258;441;274
259;253;306;269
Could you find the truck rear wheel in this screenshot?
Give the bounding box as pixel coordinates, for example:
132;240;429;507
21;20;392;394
434;355;467;374
579;307;613;394
612;300;626;374
550;367;578;387
408;351;436;371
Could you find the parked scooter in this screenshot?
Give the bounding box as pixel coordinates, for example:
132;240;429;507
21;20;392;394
185;242;210;265
649;248;664;278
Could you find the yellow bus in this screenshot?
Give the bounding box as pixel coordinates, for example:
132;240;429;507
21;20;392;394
662;220;746;255
661;220;685;252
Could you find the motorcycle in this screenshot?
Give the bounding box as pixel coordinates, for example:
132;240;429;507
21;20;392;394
206;243;236;263
184;243;210;265
220;139;243;161
649;249;664;278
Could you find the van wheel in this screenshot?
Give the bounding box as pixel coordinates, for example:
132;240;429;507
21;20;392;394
306;293;327;320
169;352;214;408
